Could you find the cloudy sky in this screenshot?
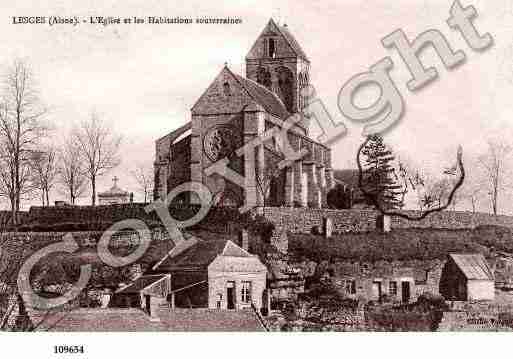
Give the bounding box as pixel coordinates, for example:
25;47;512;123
1;0;513;213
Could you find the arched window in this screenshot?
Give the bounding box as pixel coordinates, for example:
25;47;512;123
256;67;272;90
276;66;294;112
298;73;304;110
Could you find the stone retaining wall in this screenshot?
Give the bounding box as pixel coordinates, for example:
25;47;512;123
260;207;513;235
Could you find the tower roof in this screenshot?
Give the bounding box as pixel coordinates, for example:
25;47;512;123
246;18;309;62
278;22;309;61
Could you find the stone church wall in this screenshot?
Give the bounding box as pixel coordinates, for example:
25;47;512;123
168;135;191;195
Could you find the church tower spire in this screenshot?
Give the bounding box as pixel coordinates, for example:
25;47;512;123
245;18;311;131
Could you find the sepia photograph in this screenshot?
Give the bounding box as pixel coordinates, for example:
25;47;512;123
0;0;512;357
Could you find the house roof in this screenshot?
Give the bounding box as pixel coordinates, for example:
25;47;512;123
232;71;290;120
31;308;265;332
449;253;494;281
116;274;169;295
154;239;253;272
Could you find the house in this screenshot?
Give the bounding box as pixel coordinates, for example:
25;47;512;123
439;254;495;301
149;237;268;311
334;272;416;304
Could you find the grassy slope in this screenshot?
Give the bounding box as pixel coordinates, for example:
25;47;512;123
289;225;513;262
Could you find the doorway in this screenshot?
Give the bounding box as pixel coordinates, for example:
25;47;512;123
402;281;411;303
226;281;236;309
145;295;151;314
372;281;382;301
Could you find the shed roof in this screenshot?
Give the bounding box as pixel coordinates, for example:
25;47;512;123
116;274;169;294
449;253;494;281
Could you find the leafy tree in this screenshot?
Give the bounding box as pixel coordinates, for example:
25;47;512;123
360;135;403;210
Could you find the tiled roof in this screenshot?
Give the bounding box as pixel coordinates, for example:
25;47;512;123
154;237;258;273
155;239;228;271
116;274;168;294
233;73;290;120
32;308;265;332
450;253;494;280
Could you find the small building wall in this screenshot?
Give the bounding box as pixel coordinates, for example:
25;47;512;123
336;276;415;303
208;271;266;310
467;280;495;301
439;259;467;301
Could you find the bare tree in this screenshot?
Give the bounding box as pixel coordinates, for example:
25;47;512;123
0;234;29;331
29;146;57;206
131;163;153;203
255;149;283;206
73;112;122;206
0;60;47;225
478;140;512;215
458;163;483;213
58;139;87;205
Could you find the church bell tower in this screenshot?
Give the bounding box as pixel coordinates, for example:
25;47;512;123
245;19;311;132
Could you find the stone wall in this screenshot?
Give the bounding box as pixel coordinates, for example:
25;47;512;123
437;302;513;331
260;207;513;235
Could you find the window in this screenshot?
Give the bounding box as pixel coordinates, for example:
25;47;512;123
223;82;231;96
268;38;276;58
216;293;223;309
345;279;356;294
241;281;252;303
389;281;397;296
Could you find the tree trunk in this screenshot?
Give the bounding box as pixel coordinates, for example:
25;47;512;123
91;176;96;206
10;196;16;226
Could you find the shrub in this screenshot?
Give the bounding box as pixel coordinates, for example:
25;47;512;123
365;307;437;331
327;184;352;209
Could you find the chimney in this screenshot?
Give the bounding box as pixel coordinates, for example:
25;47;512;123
323;217;333;238
376;214;391;233
239;229;249;252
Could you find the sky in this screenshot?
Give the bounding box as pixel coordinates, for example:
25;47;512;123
1;0;513;213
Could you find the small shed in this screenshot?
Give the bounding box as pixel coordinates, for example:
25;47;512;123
113;274;171;317
439;254;494;301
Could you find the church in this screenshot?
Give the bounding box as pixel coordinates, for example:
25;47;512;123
154;19;334;208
